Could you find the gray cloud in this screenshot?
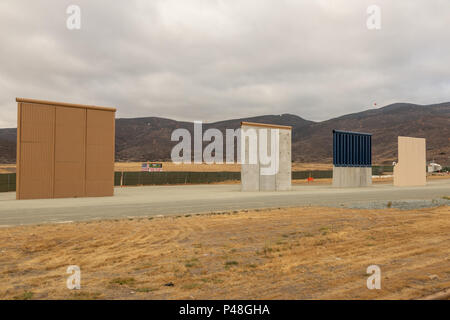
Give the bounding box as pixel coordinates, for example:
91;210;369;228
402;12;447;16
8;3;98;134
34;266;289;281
0;0;449;128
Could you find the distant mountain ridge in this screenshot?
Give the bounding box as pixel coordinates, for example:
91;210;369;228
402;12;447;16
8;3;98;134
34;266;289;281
0;102;449;165
292;102;450;165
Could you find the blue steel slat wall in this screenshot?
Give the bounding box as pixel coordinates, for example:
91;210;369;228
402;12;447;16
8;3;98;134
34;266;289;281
333;130;372;167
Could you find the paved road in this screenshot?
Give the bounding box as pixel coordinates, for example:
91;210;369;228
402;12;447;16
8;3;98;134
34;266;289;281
0;179;449;226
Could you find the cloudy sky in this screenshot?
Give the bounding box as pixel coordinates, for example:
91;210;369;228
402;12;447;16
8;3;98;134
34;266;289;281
0;0;449;128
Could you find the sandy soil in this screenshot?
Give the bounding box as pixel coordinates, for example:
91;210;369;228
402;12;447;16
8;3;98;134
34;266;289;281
1;205;448;300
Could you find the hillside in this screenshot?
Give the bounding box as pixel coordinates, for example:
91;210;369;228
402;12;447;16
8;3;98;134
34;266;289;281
115;113;313;162
0;128;16;164
294;102;450;164
0;102;449;165
117;102;450;165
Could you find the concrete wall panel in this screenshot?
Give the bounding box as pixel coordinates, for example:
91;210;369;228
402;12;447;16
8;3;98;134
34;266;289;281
276;129;292;191
241;125;260;191
332;166;372;188
259;174;276;191
241;164;260;191
258;127;276;191
241;122;291;192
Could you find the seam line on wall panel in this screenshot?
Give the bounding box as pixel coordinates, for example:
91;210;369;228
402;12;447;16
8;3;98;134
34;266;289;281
112;111;116;195
52;106;56;198
84;109;88;197
17;103;22;199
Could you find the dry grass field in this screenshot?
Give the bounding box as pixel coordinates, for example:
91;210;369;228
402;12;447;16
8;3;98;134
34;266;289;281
0;205;449;300
0;164;15;174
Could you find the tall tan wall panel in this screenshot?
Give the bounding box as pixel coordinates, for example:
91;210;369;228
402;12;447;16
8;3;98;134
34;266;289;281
16;98;116;200
241;122;292;192
86;109;115;197
17;103;55;199
54;107;87;198
393;136;426;187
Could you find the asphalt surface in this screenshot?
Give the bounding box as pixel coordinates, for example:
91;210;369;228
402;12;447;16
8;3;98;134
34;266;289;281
0;179;449;226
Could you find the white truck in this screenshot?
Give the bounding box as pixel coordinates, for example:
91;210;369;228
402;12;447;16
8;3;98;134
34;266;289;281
427;162;442;173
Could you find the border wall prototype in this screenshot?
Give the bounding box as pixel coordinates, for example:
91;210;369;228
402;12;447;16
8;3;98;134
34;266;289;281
241;122;291;191
393;136;426;187
332;130;372;187
16;98;116;200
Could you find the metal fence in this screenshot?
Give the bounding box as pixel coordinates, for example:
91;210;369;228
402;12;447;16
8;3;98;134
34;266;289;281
333;130;372;167
292;170;332;179
114;170;336;186
114;171;241;186
7;169;402;192
0;173;16;192
372;165;394;175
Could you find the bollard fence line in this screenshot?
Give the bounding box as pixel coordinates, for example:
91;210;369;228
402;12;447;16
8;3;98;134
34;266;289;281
1;168;394;192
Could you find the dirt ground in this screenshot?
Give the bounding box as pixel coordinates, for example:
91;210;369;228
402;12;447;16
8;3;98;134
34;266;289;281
0;205;448;300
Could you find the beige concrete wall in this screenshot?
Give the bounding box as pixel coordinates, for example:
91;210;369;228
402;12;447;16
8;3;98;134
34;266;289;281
241;122;291;191
332;166;372;188
241;124;260;191
393;136;426;187
276;129;292;191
